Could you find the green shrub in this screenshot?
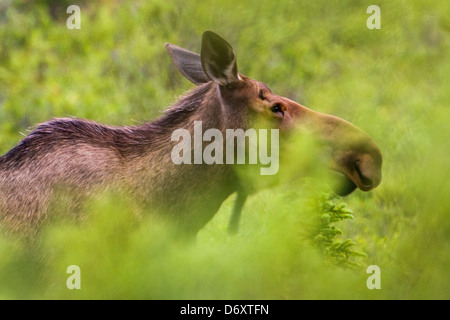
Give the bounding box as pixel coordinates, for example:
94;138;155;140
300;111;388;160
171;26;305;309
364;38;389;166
310;193;367;268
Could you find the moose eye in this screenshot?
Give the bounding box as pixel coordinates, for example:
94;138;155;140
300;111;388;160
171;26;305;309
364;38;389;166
270;103;283;115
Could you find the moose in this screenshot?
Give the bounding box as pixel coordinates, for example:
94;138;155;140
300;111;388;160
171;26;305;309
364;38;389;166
0;31;382;237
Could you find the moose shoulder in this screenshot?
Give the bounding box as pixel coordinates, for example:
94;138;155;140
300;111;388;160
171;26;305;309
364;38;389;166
0;31;382;237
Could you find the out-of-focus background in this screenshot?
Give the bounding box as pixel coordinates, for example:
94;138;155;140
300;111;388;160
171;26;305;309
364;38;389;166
0;0;448;299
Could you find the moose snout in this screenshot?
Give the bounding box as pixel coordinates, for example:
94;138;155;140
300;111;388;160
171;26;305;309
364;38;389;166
290;108;383;196
331;149;382;196
350;149;383;192
354;161;375;189
321;120;382;196
354;153;382;191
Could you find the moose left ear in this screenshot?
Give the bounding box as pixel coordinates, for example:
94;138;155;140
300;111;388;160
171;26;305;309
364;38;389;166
201;31;240;87
165;43;210;85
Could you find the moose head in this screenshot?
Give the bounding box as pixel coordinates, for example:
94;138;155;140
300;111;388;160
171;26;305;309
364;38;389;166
166;31;382;198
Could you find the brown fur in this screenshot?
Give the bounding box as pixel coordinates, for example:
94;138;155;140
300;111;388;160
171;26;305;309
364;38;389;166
0;83;235;235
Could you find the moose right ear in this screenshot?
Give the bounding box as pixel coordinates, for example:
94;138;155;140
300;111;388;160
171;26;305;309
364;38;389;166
165;43;210;85
201;31;240;87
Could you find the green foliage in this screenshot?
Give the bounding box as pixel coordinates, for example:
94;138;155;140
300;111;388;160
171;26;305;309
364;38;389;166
0;0;449;300
311;193;367;268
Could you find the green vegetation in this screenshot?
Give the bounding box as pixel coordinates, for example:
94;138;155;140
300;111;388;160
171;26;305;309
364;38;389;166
0;0;449;299
310;193;367;268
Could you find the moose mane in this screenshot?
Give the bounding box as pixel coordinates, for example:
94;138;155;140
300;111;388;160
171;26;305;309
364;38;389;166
0;82;216;166
150;82;213;130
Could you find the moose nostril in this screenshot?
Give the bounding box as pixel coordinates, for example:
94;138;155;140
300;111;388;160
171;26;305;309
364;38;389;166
354;161;373;187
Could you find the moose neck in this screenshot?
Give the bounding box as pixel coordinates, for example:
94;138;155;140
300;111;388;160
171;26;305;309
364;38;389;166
148;82;246;140
122;82;243;232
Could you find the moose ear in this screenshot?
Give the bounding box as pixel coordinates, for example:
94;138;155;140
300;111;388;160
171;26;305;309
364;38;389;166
201;31;240;87
165;43;210;85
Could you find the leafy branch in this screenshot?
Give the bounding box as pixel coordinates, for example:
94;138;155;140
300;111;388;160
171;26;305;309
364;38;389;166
310;193;367;268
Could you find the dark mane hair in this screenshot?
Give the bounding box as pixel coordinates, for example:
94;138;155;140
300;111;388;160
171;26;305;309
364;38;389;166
150;82;213;130
0;83;214;166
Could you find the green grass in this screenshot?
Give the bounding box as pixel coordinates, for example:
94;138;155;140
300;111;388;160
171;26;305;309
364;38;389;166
0;0;449;299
